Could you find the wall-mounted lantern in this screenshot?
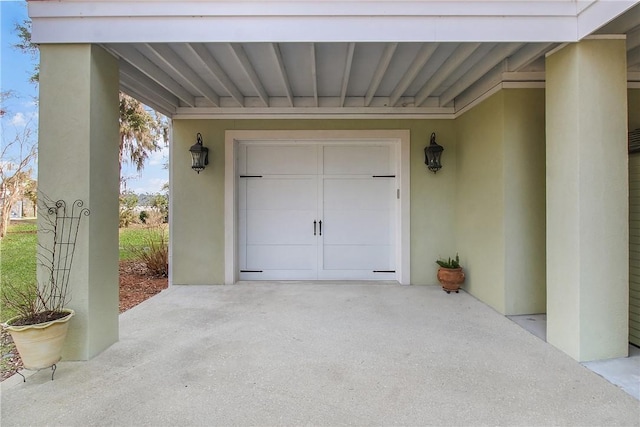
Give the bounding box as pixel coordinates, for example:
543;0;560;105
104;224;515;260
189;133;209;174
424;132;444;173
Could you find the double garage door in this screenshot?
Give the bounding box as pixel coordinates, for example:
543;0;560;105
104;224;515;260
238;141;398;281
629;153;640;346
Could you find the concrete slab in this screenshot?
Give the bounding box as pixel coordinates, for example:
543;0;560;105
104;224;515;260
584;345;640;400
2;284;639;426
509;313;640;401
508;313;547;341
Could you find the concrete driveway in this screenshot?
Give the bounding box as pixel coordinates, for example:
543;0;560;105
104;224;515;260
1;283;638;426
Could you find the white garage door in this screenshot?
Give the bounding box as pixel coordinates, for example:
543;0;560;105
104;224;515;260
629;152;640;346
238;142;397;281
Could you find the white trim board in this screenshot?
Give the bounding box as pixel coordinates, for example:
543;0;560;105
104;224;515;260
224;130;411;285
30;1;616;44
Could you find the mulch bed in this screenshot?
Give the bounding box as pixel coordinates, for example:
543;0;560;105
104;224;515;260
118;260;168;313
0;261;168;382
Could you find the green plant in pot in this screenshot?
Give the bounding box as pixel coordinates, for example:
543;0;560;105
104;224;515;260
2;197;89;380
436;253;465;294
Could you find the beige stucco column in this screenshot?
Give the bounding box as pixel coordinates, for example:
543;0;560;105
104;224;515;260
38;44;120;360
546;37;629;361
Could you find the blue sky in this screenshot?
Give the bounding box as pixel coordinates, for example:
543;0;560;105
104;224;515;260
1;0;168;195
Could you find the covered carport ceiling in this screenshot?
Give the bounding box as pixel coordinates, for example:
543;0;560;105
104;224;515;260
29;0;640;118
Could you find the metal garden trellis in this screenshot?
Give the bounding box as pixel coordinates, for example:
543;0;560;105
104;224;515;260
38;198;90;312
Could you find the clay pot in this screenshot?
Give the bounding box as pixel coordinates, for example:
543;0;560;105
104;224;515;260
3;309;74;370
437;268;465;293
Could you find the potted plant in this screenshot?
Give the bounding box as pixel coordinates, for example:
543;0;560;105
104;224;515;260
1;197;89;380
436;253;465;294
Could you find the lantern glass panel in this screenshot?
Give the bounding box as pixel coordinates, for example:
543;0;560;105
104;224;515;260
191;151;205;168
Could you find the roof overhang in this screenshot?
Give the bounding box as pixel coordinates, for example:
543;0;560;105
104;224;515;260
29;0;638;43
28;1;640;118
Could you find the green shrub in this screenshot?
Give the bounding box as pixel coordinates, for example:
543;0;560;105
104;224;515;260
436;253;461;269
119;192;138;228
126;225;168;277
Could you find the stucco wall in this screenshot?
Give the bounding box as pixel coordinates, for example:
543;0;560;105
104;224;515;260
39;44;120;359
171;90;546;317
546;39;628;361
629;89;640;131
503;90;546;314
455;89;546;315
455;92;507;312
172;119;457;285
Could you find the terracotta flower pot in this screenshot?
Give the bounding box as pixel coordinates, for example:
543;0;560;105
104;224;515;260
437;267;465;293
3;309;74;370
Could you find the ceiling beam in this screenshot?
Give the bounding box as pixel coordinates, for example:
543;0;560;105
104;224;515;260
439;42;523;107
364;43;398;107
107;44;196;107
174;106;456;121
310;43;318;107
506;43;555;71
414;43;481;107
182;43;245;107
340;43;356;107
120;75;176;117
628;27;640;50
119;61;181;108
270;43;294;107
229;43;269;107
389;43;439;107
628;45;640;67
140;43;221;107
586;1;640;36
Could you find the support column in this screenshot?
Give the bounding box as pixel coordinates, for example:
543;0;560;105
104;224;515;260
546;37;629;361
38;45;120;360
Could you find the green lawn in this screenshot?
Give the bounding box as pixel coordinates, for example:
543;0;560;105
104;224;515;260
1;222;167;321
0;221;37;288
119;225;168;260
119;226;150;260
1;221;37;322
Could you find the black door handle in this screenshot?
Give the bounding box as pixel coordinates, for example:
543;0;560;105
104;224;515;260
313;220;317;236
319;220;322;236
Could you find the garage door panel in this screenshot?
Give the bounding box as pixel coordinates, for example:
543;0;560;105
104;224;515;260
246;145;317;175
247;210;316;245
246;245;316;270
323;210;393;245
247;178;316;210
323;146;391;175
323;245;394;270
324;179;393;210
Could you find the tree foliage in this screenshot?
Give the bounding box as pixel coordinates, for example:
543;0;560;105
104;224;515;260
23;177;37;217
0;91;15;118
119;94;167;173
13;19;39;84
119;192;139;228
0;125;37;238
